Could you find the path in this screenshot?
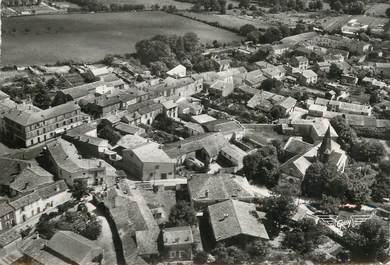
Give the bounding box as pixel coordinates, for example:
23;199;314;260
96;215;117;265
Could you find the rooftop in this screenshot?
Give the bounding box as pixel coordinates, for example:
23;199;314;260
163;226;193;246
208;199;269;242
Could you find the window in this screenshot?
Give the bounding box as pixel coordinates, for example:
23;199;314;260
170;251;176;258
21;206;25;212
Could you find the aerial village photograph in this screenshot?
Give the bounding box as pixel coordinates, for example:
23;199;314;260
0;0;389;264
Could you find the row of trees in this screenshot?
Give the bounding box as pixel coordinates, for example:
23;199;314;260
329;0;365;14
239;23;307;45
191;0;227;13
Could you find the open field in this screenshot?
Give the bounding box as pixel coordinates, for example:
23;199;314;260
95;0;193;9
2;11;242;66
179;11;274;30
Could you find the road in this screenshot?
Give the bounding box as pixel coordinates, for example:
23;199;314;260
96;215;117;265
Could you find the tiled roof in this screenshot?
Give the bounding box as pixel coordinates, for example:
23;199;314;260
188;174;254;203
163;133;227;159
8;165;53;194
132;142;174;164
47;231;102;265
4;101;80;126
0;203;14;217
9;191;41;210
163;226;193;246
208;200;269;242
0;228;21;247
37;180;67;199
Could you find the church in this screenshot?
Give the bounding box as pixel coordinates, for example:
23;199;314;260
279;126;348;184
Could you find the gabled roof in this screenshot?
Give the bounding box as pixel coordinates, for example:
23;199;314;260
163;226;193;246
4;101;80;127
47;231;102;265
208;200;269;241
163;133;227;159
188;174;254;203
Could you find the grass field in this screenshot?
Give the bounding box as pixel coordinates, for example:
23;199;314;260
2;11;242;66
180;11;274;30
365;3;390;17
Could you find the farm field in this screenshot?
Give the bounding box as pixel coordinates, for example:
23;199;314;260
2;11;242;66
179;11;274;30
365;3;390;17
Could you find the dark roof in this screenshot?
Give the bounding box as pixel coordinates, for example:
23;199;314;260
0;228;21;247
127;100;163;116
37;180;67;199
163;133;227;159
9;191;41;210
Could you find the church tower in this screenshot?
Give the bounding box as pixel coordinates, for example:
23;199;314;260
317;126;333;163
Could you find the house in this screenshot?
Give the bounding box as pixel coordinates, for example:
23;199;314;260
162;100;178;119
254;61;274;70
10;180;68;225
191;114;216;124
345;114;390;139
57;81;104;102
47;231;103;265
21;238;71;265
202;119;245;140
87;92;138;118
219;143;247;171
188;174;254;209
291;56;309;70
176;97;203;116
63;133;110;158
340;74;358;85
214;59;231;72
209;80;234;97
166;64;186;78
280;118;338;142
0;203;16;233
271;44;290;56
113;122;145;136
262;66;286;80
140;77;203;99
126;100;164;126
46;139;116;186
208;200;269;244
183;122;205;136
163;133;228;165
308;98;372;116
118;141;175;180
247;91;285;111
297;70;318;85
244;70;266;88
314;61;331;73
3;101;86;147
275;97;297;115
163;226;193;261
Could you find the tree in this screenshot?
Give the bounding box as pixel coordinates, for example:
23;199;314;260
238;0;250;9
330;0;343;11
328;63;343;79
245;239;269;258
263;194;296;229
350;140;385;163
149;61;168;76
330;116;357;152
263;27;282;43
246;30;262;43
342;218;388;261
320;195;340;214
227;3;233;9
71;180;90;200
386;7;390;18
218;0;227;13
260;78;274;91
239;24;257;36
279;25;290;38
344;163;376;204
98;124;121;146
372;161;390;202
211;243;249;265
51;92;73;107
242;145;280;187
168;201;196;226
346;1;365;15
283;219;323;254
33;84;51;110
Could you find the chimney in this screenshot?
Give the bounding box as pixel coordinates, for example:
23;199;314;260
219;213;229;222
205;189;209;198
